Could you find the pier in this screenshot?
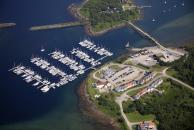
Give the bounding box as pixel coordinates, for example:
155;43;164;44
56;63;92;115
29;21;84;31
129;5;152;9
127;22;166;50
0;23;16;29
127;22;185;56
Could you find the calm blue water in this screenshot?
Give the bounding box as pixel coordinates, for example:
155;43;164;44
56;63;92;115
0;0;194;130
134;0;194;46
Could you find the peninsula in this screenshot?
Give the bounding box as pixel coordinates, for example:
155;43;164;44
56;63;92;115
69;0;140;35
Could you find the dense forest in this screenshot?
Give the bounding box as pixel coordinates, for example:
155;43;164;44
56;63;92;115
124;79;194;130
171;45;194;87
80;0;139;31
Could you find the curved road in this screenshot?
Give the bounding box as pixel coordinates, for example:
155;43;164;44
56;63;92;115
161;68;194;91
115;75;162;130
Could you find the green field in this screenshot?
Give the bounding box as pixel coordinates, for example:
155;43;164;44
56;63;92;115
127;88;142;96
166;68;178;77
126;112;155;122
123;101;155;122
95;71;101;78
149;64;166;72
86;74;99;101
108;64;122;71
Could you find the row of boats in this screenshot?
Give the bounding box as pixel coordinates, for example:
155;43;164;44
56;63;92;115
78;39;113;57
11;65;55;93
9;39;113;93
31;57;66;77
49;51;85;75
71;48;101;66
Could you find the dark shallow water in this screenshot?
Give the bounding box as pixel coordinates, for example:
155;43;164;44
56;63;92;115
0;0;194;130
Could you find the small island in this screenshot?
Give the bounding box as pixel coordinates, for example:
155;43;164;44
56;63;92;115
69;0;139;35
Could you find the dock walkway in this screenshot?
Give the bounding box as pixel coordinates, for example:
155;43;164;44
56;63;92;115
127;21;166;50
30;21;84;31
0;23;16;29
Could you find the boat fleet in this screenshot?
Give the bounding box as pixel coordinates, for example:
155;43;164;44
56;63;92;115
71;48;101;66
9;39;113;93
49;51;85;75
11;65;54;93
78;39;113;56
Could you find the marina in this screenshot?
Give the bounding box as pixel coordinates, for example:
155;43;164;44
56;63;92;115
1;0;194;129
9;40;113;93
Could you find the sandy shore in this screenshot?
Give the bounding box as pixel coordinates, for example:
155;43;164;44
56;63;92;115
77;80;120;130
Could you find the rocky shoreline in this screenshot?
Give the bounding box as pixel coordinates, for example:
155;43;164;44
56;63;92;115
77;79;120;130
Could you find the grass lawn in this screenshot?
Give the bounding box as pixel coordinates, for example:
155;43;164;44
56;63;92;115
86;74;100;101
126;112;155;123
127;88;142;96
122;5;131;11
123;60;132;65
95;71;101;78
166;68;178;77
92;20;123;32
149;65;166;72
109;64;122;71
123;100;155;123
136;64;150;70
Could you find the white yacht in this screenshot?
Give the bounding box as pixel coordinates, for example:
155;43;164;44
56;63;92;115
41;46;45;52
41;86;50;93
152;18;156;22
